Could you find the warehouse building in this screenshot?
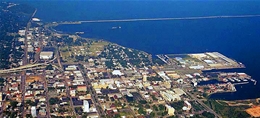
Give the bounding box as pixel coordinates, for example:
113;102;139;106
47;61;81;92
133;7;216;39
40;51;54;60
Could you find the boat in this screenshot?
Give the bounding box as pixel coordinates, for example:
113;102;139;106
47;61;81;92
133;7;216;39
112;26;122;29
223;78;228;82
228;78;235;82
233;77;241;82
75;32;84;34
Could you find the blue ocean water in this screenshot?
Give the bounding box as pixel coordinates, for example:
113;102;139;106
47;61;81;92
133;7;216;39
10;0;260;100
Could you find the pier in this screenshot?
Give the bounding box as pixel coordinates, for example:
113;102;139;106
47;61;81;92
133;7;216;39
156;55;168;64
58;14;260;24
233;82;249;85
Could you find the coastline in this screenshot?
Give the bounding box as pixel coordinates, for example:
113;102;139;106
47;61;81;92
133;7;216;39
3;1;260;117
47;21;259;101
47;23;152;57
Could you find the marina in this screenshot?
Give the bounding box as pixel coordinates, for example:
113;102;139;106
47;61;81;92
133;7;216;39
195;71;257;99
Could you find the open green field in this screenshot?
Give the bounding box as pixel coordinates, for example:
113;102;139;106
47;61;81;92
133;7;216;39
88;41;109;56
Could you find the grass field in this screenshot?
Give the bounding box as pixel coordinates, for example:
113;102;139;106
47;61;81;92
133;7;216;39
88;41;109;56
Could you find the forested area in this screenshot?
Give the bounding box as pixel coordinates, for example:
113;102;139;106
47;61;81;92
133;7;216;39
0;2;35;69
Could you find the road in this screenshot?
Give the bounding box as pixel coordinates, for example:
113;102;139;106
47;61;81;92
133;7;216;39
64;76;78;118
43;70;51;118
54;42;63;71
23;9;37;65
20;74;27;118
21;8;37;118
185;90;222;118
0;81;8;117
57;54;77;117
0;57;59;74
79;64;106;117
0;63;48;74
33;27;44;63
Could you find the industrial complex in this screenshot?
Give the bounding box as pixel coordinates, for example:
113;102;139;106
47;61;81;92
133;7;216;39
157;52;244;70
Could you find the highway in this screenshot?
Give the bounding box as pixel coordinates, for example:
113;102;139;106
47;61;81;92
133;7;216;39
0;57;60;74
54;42;63;71
21;8;37;118
0;63;48;74
185;90;222;118
58;14;260;24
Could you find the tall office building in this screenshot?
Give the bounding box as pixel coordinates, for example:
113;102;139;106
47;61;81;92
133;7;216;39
143;74;147;82
31;106;37;117
83;100;90;112
0;92;2;101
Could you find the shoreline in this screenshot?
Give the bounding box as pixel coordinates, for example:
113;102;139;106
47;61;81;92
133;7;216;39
47;23;152;56
46;22;259;102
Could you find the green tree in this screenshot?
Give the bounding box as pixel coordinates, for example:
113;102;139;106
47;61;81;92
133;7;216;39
114;114;121;118
138;107;146;115
145;104;150;108
10;111;17;118
150;112;155;117
139;100;147;104
158;104;165;111
26;114;33;118
201;111;215;118
26;100;36;106
152;105;159;111
10;100;18;108
49;97;59;105
46;64;53;70
203;93;208;98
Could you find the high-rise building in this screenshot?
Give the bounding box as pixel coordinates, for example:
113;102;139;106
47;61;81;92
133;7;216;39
184;101;192;111
31;106;37;117
0;92;2;101
83;100;90;112
143;74;147;82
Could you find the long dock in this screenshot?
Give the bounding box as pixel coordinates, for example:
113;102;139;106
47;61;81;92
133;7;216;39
58;14;260;24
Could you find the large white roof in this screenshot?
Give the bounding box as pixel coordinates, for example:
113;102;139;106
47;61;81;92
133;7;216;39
112;70;123;76
40;51;53;56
